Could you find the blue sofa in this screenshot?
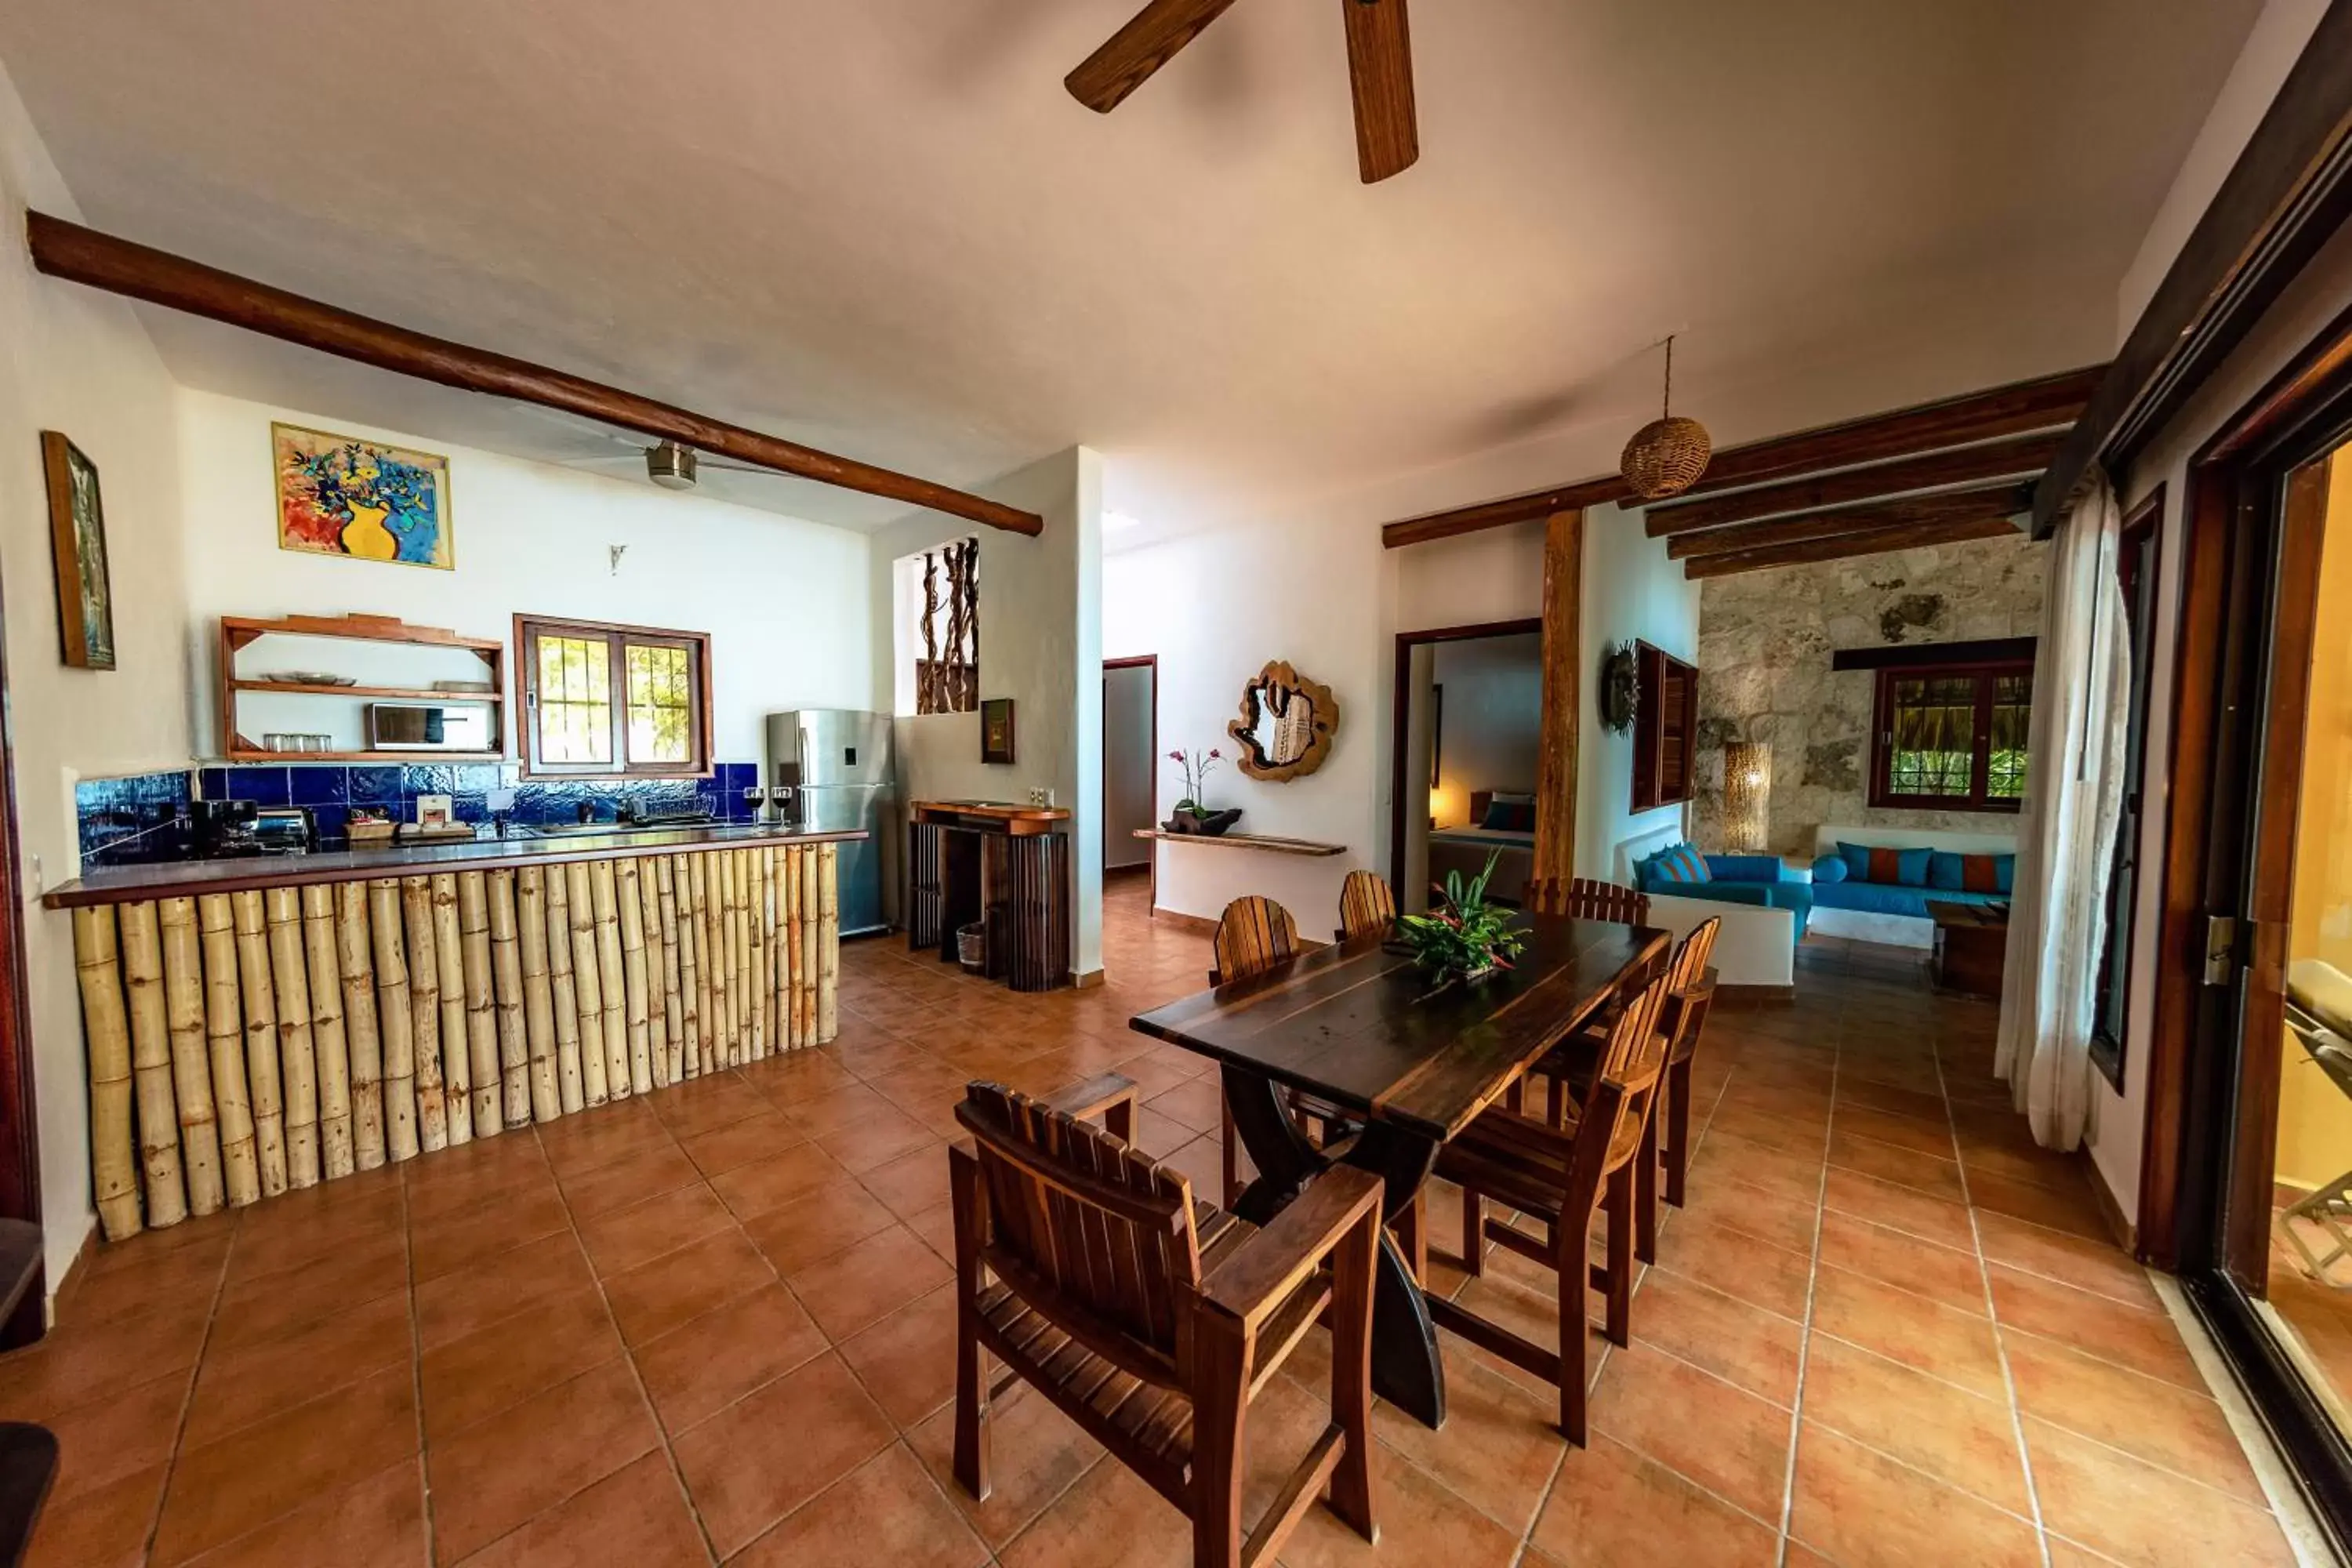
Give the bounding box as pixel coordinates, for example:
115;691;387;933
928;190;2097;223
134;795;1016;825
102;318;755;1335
1809;844;2013;924
1632;848;1813;941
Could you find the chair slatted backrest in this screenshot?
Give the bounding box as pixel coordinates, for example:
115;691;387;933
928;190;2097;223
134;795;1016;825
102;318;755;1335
1666;917;1720;997
957;1082;1201;1379
1592;971;1674;1170
1210;896;1298;985
1526;877;1650;925
1337;872;1397;942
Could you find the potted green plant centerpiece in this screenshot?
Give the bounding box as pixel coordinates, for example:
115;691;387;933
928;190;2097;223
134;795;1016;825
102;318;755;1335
1397;850;1527;989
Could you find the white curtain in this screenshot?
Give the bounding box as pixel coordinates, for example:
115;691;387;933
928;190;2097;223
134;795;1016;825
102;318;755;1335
1996;469;2132;1149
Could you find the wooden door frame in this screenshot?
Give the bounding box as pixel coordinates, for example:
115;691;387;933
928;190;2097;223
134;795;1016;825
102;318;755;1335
1103;655;1158;909
1388;619;1544;896
0;557;42;1345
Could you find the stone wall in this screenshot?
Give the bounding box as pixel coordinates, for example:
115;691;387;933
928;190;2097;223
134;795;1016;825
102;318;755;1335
1692;533;2049;855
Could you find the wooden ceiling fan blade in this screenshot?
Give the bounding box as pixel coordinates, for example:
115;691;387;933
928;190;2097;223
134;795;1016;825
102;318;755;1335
1065;0;1242;113
1341;0;1418;183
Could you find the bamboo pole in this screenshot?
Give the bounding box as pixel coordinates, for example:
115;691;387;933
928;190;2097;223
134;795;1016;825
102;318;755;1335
655;857;684;1083
720;850;742;1065
339;882;388;1170
616;858;653;1094
633;857;668;1089
590;860;629;1098
679;854;707;1076
157;898;224;1214
118;902;187;1226
369;879;419;1163
302;885;355;1181
764;845;782;1052
818;844;840;1044
566;862;610;1106
230;891;289;1196
515;867;562;1122
263;888;321;1189
199;894;260;1203
488;870;532;1126
547;862;586;1112
800;846;820;1047
430;874;472;1145
73;907;141;1240
695;850;722;1069
456;873;501;1136
751;847;771;1059
400;879;449;1152
737;849;756;1062
782;844;803;1050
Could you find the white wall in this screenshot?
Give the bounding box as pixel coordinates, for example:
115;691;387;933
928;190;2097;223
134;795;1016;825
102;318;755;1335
1103;662;1154;869
0;59;195;1294
1577;504;1700;875
176;390;875;764
1430;633;1541;827
2093;216;2352;1226
876;448;1104;977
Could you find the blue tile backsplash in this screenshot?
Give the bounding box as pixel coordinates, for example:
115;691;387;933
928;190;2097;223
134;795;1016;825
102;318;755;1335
80;761;761;868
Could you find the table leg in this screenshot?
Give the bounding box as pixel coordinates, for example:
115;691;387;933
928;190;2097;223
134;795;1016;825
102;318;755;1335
1221;1066;1449;1428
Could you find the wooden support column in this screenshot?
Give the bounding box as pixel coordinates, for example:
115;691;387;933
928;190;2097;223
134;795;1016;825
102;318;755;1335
1533;509;1582;885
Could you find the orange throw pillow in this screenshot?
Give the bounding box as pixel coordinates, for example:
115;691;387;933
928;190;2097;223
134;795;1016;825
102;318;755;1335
1867;848;1904;885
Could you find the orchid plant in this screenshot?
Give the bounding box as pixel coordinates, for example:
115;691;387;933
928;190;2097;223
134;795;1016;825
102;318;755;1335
1167;747;1223;819
1396;850;1527;986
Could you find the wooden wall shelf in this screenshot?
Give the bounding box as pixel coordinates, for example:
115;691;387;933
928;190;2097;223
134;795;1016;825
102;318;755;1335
219;613;507;764
1133;830;1346;858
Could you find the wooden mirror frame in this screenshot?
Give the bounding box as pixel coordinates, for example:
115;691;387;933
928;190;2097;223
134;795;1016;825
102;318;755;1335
1228;660;1340;782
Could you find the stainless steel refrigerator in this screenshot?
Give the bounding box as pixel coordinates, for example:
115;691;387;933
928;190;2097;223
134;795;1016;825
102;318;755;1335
764;710;897;935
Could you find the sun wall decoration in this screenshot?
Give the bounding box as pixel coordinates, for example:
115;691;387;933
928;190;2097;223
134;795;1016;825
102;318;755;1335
273;422;454;570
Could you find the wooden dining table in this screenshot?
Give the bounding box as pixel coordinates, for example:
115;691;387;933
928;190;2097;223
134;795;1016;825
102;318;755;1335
1129;913;1669;1429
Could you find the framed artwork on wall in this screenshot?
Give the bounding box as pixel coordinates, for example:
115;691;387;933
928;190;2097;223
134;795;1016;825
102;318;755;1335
42;431;114;670
982;698;1016;764
273;422;454;570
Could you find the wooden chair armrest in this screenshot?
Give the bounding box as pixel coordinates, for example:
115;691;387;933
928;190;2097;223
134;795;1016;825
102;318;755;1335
1040;1072;1138;1142
1199;1165;1384;1332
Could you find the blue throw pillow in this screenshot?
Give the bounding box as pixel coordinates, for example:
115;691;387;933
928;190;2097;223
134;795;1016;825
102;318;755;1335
1994;854;2016;895
1677;844;1712;884
1896;848;1932;887
1928;851;1965;891
1836;842;1875;882
1481;798;1536;833
1812;854;1849;884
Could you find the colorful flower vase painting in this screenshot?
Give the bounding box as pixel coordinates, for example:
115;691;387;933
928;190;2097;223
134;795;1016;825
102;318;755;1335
273;423;454;570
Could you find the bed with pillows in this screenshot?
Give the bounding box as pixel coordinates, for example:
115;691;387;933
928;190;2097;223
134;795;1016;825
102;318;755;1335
1428;789;1537;898
1806;825;2016;948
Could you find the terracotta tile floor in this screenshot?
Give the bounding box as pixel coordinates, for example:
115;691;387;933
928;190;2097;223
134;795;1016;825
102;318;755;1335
2;880;2303;1566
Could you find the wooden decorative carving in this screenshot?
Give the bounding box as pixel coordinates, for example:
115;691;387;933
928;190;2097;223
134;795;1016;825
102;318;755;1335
1228;662;1338;782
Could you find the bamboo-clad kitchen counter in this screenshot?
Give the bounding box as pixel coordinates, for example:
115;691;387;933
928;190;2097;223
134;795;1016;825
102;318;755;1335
46;825;861;1240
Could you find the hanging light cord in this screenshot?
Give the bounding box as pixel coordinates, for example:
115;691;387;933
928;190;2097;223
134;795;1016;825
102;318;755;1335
1661;335;1675;420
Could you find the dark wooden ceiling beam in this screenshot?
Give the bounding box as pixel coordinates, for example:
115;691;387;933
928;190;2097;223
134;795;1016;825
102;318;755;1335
1643;433;2060;536
24;212;1044;537
1381;364;2103;550
1681;514;2024;580
2033;0;2352;534
1664;485;2032;560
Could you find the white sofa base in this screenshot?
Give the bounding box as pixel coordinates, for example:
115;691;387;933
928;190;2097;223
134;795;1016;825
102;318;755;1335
1807;906;1933;950
1613;824;1796;992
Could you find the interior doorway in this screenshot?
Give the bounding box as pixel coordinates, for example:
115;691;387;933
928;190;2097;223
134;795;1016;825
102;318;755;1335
1389;619;1543;913
1103;655;1157;903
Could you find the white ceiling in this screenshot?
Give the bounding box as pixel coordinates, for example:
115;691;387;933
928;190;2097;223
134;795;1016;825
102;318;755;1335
0;0;2263;536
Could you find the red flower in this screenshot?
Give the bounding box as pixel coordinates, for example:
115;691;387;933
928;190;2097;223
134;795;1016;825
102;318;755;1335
1208;748;1221;759
1167;750;1184;761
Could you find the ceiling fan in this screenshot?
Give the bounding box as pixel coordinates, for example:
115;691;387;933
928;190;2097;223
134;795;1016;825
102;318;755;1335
1066;0;1419;184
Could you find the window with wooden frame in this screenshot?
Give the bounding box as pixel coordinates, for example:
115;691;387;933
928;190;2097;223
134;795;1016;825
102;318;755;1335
1867;658;2032;812
1630;641;1699;811
914;537;979;716
515;615;712;778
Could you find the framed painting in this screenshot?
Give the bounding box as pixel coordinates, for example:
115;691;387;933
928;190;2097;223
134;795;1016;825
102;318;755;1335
982;697;1016;764
274;423;454;570
42;431;113;670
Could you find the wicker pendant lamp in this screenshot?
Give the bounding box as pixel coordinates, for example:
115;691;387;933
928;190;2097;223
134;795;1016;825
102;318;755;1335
1620;336;1712;500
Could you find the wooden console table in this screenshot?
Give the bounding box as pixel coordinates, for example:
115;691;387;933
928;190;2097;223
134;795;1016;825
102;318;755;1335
908;801;1072;991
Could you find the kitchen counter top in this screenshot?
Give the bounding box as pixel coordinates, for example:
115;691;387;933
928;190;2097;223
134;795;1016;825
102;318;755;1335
43;821;868;909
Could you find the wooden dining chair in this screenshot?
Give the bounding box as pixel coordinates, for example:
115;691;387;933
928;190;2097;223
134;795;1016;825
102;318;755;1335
1431;968;1674;1443
950;1078;1384;1568
1211;898;1301;1209
1524;876;1650;924
1334;871;1397;943
1653;919;1723;1216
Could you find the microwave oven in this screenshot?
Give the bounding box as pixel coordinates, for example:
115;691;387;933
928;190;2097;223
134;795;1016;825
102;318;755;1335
365;702;492;752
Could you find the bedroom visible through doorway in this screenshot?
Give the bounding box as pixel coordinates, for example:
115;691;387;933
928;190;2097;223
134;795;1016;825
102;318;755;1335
1391;621;1544;913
